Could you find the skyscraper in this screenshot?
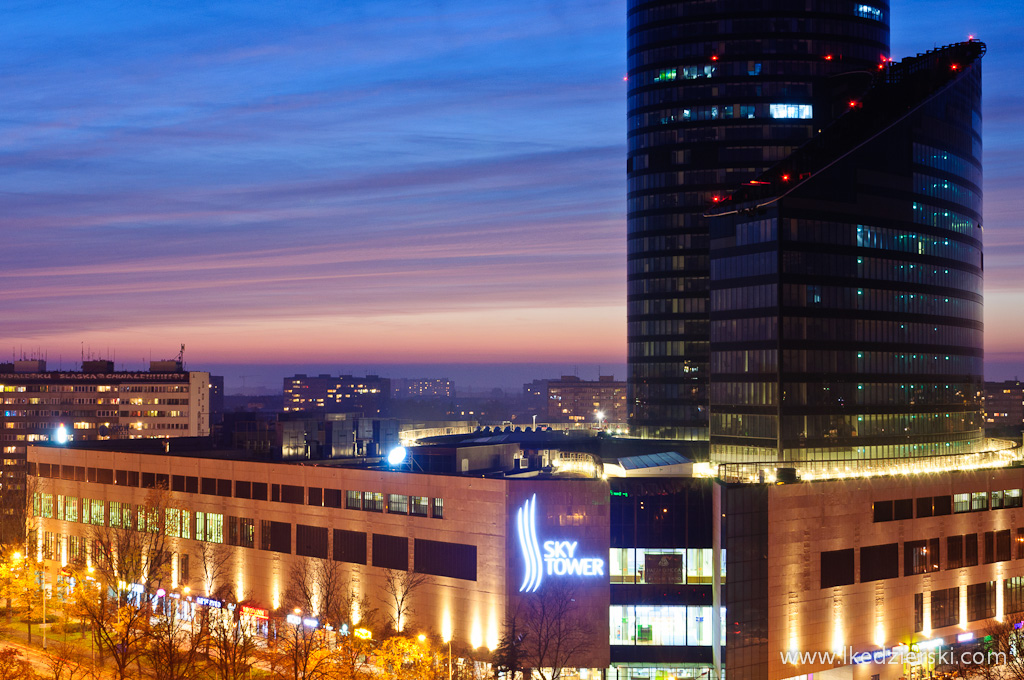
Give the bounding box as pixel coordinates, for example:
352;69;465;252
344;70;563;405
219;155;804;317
706;40;985;465
626;0;890;441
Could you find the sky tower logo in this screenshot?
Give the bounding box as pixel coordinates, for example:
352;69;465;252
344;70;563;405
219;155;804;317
516;493;605;593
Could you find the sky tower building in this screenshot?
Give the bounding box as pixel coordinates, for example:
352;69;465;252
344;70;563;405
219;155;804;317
626;0;891;441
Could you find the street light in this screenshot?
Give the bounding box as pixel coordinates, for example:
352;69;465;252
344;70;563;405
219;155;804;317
595;410;606;431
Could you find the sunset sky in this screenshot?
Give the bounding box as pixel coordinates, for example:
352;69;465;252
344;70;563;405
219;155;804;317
3;1;1022;389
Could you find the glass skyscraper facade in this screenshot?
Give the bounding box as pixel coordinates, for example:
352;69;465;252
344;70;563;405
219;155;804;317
706;40;985;463
626;0;891;441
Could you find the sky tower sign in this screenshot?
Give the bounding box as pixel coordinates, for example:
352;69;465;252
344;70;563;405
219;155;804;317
516;493;605;593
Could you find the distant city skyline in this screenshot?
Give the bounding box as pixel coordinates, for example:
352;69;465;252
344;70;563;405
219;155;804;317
3;0;1021;374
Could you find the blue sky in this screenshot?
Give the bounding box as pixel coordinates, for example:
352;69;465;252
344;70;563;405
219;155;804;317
1;1;1022;381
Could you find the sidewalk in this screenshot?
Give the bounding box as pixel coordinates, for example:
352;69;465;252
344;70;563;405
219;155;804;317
1;620;110;678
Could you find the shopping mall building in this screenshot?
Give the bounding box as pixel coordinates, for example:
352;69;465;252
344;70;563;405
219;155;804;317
24;437;1024;680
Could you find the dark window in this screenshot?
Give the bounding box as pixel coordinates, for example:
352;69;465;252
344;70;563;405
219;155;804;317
986;531;997;564
333;529;367;564
372;534;408;570
141;472;155;488
201;478;217;495
916;497;933;518
967;581;996;621
235;481;251;499
872;500;893;522
115;469;128;485
280;485;304;504
893;499;913;520
1006;577;1024;614
240;518;254;548
933;495;952;515
271;484;280;502
997;530;1011;562
415;539;477;581
324;489;342;508
947;535;964;569
97;468;114;485
78;467;89;482
296;525;329;559
932;587;960;628
820;549;855;588
252;482;267;501
262;521;291;554
88;468;97;483
64;466;77;481
965;534;979;567
914;592;924;632
180;554;190;581
308;488;323;507
185;476;197;493
905;538;940;575
432;498;444;519
155;473;168;489
228;517;239;546
171;475;185;492
217;479;232;497
860;543;899;582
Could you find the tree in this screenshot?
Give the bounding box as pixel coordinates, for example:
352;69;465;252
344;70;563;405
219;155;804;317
380;569;431;634
497;583;594;680
374;635;438;680
0;647;39;680
207;602;260;680
70;490;173;680
42;641;93;680
144;597;207;680
325;630;374;680
936;620;1024;680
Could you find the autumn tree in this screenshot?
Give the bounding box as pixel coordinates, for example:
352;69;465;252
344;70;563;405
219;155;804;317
70;491;173;680
42;641;93;680
144;597;207;680
207;602;261;680
0;647;40;680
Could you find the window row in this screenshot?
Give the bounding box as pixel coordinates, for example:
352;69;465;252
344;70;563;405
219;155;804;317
609;548;726;585
913;581;997;632
610;605;724;647
343;490;443;519
781;284;982;321
781;349;983;377
822;530;1024;588
913;143;982;188
913;202;978;235
28;465;446;520
873;489;1023;522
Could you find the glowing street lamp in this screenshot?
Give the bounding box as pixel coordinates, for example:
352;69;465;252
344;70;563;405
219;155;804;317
595;411;606;431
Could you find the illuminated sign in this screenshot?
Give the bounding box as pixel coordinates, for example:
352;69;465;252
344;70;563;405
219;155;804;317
287;614;301;625
240;605;269;620
354;627;372;639
516;493;605;593
196;596;222;608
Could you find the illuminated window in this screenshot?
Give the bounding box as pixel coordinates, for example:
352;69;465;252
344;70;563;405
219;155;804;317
769;103;812;119
855;4;883;20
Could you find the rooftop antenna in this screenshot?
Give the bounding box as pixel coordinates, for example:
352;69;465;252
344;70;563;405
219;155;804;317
177;344;185;367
